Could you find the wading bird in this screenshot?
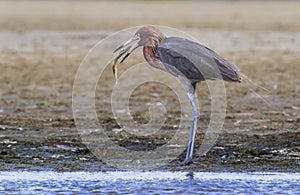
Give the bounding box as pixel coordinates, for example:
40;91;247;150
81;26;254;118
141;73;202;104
113;26;241;164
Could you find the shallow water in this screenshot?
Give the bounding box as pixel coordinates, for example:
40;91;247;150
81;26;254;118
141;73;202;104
0;171;299;194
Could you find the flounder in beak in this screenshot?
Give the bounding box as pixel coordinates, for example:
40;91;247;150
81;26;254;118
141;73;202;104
112;34;140;83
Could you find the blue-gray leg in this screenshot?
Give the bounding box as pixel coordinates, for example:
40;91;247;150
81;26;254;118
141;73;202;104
183;91;199;164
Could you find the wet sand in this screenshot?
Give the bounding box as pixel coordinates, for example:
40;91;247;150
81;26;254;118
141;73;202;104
0;1;299;171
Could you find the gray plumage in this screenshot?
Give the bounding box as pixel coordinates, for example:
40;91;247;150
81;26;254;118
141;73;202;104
158;37;241;83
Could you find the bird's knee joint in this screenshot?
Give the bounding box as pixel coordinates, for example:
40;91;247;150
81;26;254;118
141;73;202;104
190;115;199;122
193;112;200;119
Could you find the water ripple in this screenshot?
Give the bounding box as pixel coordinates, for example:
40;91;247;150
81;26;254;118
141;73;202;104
0;171;299;194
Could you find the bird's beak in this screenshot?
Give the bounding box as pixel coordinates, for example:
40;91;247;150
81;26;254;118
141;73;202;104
113;36;139;64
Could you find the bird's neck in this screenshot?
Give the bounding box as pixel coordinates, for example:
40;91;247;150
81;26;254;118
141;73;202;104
143;46;166;71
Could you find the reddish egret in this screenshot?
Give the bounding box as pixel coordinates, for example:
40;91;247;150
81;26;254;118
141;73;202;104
113;26;241;165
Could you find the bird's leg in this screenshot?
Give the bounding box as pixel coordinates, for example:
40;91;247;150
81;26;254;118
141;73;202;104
183;91;199;165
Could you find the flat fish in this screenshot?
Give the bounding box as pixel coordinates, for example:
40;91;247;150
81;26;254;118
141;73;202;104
112;49;126;83
112;45;130;84
112;60;118;83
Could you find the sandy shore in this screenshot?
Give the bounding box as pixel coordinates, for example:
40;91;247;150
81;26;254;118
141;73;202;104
0;1;299;171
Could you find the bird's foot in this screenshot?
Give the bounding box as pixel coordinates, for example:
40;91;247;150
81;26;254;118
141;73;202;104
179;158;193;166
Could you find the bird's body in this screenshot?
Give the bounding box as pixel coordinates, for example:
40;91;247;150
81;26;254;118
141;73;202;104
158;37;241;83
113;26;241;164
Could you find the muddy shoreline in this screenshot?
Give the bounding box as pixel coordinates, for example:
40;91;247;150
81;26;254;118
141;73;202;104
0;115;299;172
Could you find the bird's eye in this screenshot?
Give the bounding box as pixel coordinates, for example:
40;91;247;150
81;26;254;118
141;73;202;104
135;33;140;39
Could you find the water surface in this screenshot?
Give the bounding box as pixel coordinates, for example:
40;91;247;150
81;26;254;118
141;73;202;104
1;171;299;194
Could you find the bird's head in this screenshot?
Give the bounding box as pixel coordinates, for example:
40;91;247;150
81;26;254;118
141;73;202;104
113;26;166;63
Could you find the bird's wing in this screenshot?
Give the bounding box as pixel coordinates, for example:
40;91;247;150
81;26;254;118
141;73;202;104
157;37;241;82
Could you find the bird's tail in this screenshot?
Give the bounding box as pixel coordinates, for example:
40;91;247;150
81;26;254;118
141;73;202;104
240;73;271;106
